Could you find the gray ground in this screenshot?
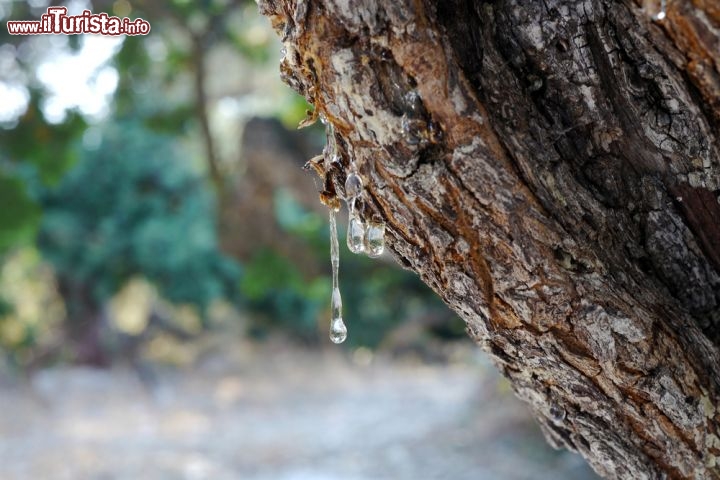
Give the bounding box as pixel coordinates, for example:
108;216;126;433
0;341;598;480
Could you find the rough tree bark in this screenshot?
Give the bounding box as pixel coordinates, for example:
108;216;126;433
258;0;720;477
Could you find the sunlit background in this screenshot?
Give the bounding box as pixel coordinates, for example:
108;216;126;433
0;1;597;478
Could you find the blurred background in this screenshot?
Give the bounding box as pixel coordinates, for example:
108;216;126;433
0;1;597;478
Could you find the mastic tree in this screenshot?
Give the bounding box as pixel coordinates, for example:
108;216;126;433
259;1;720;477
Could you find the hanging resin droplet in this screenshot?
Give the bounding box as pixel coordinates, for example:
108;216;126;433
650;0;666;20
347;212;366;254
344;172;363;199
329;287;347;344
330;317;347;344
365;220;386;258
328;210;347;343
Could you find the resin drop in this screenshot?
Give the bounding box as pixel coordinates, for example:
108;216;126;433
404;90;422;114
527;74;543;92
651;0;666;20
347;213;366;254
401;114;420;145
330;315;347;344
328;210;347;343
329;287;347;344
344;172;363;199
549;403;566;423
365;220;386;258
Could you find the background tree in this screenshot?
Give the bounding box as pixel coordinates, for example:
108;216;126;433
258;0;720;477
36;118;240;364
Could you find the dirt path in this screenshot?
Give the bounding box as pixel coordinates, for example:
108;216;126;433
0;342;597;479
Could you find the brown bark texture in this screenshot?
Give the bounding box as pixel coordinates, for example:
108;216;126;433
258;0;720;478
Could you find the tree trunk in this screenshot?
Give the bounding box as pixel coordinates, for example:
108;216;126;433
258;0;720;477
57;276;109;366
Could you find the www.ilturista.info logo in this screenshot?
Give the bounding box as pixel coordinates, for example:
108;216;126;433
7;7;150;36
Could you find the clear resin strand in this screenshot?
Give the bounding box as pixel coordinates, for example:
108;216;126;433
328;210;347;343
344;172;363;200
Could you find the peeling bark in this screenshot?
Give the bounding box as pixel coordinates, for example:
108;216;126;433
258;0;720;477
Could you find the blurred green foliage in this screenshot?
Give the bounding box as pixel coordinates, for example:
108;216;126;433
0;99;86;184
0;101;87;256
36;118;240;310
0;174;41;252
241;248;331;340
